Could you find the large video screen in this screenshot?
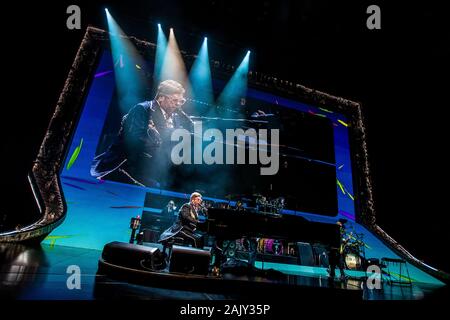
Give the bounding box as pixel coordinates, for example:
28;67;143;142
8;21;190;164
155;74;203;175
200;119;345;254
47;48;355;250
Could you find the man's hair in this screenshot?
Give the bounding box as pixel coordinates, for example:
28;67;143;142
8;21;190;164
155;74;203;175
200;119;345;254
190;192;202;201
156;80;185;98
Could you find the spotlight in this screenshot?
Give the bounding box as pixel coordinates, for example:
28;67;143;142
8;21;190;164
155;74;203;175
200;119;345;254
105;7;147;112
189;35;214;104
217;50;250;109
154;22;168;84
159;26;189;86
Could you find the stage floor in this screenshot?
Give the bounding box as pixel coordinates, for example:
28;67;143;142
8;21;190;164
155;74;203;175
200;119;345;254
0;243;446;300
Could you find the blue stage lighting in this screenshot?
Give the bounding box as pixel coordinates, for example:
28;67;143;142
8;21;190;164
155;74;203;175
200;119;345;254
217;51;251;110
154;23;168;85
105;10;147;112
189;37;213;105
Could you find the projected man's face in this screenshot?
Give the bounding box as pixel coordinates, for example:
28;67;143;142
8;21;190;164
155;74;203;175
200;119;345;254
160;93;186;114
191;196;202;207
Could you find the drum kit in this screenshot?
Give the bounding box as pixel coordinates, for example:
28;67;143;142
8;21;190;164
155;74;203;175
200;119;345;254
221;193;286;215
342;230;367;270
255;195;285;215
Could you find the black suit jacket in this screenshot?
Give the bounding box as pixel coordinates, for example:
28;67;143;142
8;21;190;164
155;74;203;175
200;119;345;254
159;203;200;242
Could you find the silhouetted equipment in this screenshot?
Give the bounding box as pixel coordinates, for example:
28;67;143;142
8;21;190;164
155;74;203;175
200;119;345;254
101;241;166;271
138;211;176;243
169;245;211;275
297;242;315;266
138;229;160;243
141;211;175;231
198;208;340;247
198;208;340;271
129;216;141;243
312;243;330;267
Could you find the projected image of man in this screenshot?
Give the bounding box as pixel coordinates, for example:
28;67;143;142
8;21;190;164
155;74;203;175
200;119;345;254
90;80;194;187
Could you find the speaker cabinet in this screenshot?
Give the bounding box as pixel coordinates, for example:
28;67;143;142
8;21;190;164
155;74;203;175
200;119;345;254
312;243;329;267
297;242;315;266
169;245;211;275
101;241;165;270
140;229;161;243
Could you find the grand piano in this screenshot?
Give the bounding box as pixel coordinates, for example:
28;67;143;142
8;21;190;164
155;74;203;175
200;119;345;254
198;207;340;249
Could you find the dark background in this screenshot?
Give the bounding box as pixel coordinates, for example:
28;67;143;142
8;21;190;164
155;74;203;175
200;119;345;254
3;1;449;273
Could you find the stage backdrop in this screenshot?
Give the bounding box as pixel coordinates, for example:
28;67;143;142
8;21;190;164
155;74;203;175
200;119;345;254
43;49;355;250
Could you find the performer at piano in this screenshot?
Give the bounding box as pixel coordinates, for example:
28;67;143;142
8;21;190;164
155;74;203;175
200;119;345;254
90;79;194;187
158;192;206;248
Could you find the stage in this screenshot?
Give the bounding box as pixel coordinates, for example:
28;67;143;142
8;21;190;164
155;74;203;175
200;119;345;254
1;243;446;301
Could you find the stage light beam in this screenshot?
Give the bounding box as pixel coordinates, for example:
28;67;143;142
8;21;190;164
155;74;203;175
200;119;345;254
217;50;251;109
154;23;168;85
189;36;214;104
105;10;147;111
159;27;190;93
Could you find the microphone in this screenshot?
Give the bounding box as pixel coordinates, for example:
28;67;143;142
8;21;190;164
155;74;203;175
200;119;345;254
177;108;194;121
199;203;208;216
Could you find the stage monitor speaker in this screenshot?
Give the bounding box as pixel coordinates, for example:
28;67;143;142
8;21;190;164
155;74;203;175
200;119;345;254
141;229;161;243
102;241;166;271
312;243;329;267
169;245;211;275
297;242;315;266
141;211;174;231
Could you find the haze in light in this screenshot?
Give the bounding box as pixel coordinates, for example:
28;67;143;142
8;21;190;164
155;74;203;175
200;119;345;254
153;23;168;86
189;37;213;105
159;28;191;95
217;50;250;109
105;10;148;111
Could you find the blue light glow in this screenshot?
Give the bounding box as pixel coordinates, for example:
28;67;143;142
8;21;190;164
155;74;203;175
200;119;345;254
217;50;251;109
154;23;168;86
105;10;147;112
189;37;214;104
